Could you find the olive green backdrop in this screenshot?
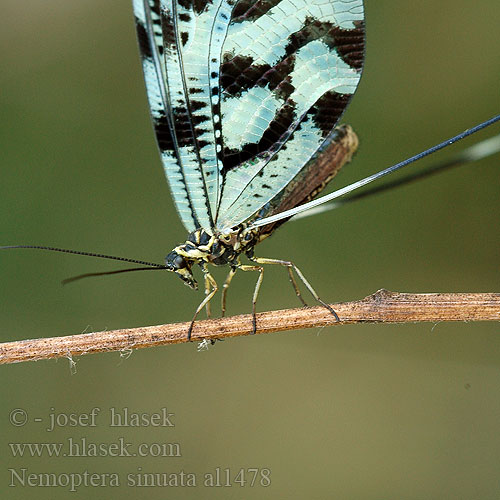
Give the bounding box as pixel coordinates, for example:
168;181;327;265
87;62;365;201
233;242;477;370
1;1;499;498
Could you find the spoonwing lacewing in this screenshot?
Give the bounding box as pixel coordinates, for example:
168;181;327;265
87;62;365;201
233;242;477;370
2;1;499;340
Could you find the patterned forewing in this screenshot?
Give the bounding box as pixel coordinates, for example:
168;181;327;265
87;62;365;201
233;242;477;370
160;0;238;230
135;0;238;232
134;0;199;231
215;0;365;229
135;0;364;232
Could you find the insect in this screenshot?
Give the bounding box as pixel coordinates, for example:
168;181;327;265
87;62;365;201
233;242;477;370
131;0;365;337
2;1;498;341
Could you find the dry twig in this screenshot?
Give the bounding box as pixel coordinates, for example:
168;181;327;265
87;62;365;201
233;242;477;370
1;290;499;365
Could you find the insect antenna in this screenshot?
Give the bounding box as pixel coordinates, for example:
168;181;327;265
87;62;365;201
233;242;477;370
0;245;168;283
62;267;168;285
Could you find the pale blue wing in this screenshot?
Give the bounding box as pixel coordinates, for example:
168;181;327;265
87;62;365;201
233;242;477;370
134;0;230;232
134;0;365;233
214;0;365;230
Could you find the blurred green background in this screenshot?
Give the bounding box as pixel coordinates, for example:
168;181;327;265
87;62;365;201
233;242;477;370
1;1;499;498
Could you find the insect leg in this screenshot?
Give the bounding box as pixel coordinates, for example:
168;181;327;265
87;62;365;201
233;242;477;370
221;266;238;317
248;256;307;306
188;268;218;341
204;273;212;318
250;257;340;322
238;264;265;334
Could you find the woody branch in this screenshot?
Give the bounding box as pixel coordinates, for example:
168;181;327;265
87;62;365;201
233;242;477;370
1;290;499;365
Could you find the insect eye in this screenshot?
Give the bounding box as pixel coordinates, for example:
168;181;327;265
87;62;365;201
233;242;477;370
165;252;187;270
173;255;186;269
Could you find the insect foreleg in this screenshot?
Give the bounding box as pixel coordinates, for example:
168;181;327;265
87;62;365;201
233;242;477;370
188;267;218;341
204;273;213;318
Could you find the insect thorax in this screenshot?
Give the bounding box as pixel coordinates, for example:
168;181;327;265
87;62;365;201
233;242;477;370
164;225;261;289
